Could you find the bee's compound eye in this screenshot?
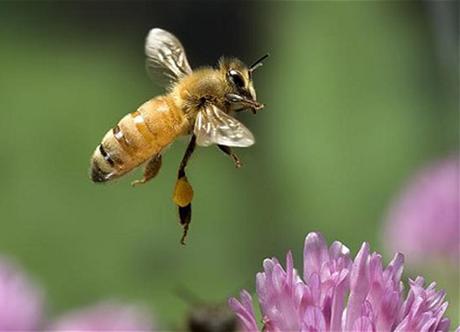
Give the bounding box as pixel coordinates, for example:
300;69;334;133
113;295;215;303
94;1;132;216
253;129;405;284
228;70;245;88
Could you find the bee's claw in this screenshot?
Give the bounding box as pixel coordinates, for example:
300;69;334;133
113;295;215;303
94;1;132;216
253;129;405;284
180;230;188;246
252;103;264;114
131;179;145;187
233;157;242;168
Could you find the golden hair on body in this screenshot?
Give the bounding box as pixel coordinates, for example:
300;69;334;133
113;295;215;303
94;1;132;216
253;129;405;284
90;28;268;244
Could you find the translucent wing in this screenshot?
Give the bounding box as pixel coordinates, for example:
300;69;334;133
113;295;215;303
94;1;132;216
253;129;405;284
194;104;255;147
145;28;192;85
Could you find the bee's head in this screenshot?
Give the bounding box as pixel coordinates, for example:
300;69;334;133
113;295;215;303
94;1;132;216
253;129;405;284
218;54;269;111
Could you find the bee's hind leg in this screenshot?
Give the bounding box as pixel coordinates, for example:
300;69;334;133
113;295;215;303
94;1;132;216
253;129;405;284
173;135;196;245
131;154;162;186
217;145;242;168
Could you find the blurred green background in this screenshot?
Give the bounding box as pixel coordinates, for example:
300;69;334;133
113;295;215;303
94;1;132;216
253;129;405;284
0;1;458;328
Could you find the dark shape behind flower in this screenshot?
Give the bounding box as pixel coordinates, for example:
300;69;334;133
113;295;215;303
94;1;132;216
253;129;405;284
229;232;457;332
187;303;237;332
383;155;459;265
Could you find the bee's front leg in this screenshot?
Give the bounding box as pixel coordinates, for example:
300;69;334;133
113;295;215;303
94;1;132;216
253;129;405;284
131;154;162;186
217;145;242;168
225;93;264;113
173;135;196;245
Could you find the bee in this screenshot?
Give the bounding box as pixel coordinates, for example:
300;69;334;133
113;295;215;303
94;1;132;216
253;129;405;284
90;28;268;244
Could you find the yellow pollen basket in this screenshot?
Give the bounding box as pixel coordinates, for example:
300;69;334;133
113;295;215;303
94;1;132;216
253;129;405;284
173;177;194;207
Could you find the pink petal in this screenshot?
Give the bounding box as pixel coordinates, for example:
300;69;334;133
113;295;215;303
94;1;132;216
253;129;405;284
383;155;460;264
352;317;375;332
231;232;457;332
387;253;404;282
228;292;259;332
329;272;348;331
49;302;153;331
302;305;326;331
345;242;370;330
0;257;44;331
303;232;329;281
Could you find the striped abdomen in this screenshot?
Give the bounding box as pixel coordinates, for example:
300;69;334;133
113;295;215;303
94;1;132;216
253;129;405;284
90;96;189;182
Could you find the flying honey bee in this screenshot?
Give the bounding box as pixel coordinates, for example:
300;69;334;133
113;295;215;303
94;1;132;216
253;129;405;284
90;28;268;244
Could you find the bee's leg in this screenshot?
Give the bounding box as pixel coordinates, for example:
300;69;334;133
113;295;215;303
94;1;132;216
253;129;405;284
225;93;264;113
178;203;191;245
217;145;242;168
131;154;162;186
173;135;196;245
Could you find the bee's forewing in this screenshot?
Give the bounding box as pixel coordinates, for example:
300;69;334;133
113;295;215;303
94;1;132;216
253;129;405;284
145;28;192;86
194;104;255;147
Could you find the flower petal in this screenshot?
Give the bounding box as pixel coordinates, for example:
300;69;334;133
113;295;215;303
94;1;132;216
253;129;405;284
302;305;326;331
49;302;153;331
228;291;259;332
231;232;458;332
0;257;44;331
303;232;329;281
345;242;370;330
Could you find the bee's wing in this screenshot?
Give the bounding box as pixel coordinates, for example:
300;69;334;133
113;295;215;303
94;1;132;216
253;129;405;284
194;104;255;147
145;28;192;86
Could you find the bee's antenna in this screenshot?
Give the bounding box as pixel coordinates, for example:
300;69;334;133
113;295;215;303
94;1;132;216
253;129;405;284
249;53;270;72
